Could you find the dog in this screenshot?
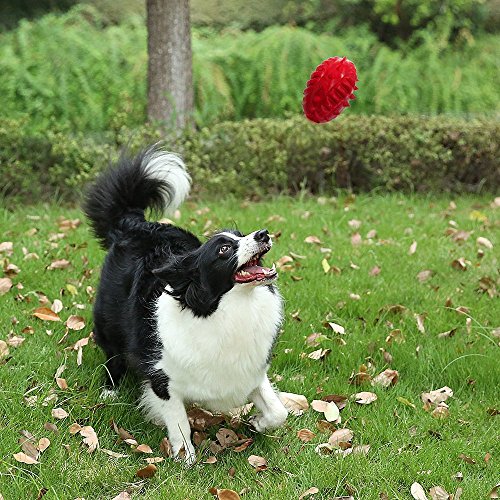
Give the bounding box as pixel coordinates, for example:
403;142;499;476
83;146;288;465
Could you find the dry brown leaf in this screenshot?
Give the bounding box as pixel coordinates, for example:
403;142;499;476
458;453;476;464
429;486;450;500
69;423;82;435
100;448;129;459
111;492;131;500
488;483;499;498
328;428;354;447
421;387;453;408
6;335;25;348
37;438;50;452
217;490;241;500
409;241;417;255
432;403;450;419
308;348;331;361
56;378;68;390
306;333;328;347
80;426;99;453
247;454;267;470
134;444;153;454
415;314;426;333
136;464;157;478
216;428;239;448
311;400;340;422
299;487;320;499
451;258;468;271
145;456;164;464
66;315;85;331
51;408;68;419
278;392;309;416
47;259;71;270
325;322;345;335
417;270;434;282
305;235;322;245
372;369;399;388
354;392;378;405
410;482;427;500
13;452;39;465
0;241;13;254
159;437;173;457
0;277;13;296
204;456;217;464
43;422;58;433
187;407;225;431
51;299;63;314
476;237;493;249
297;428;316;443
0;340;9;360
369;265;381;276
33;307;61;322
351;233;362;246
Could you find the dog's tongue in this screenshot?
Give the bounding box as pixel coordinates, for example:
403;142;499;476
234;264;276;283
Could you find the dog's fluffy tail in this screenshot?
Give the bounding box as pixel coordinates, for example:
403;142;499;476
83;146;191;249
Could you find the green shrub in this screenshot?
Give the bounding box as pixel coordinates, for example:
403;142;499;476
0;7;498;134
1;115;498;204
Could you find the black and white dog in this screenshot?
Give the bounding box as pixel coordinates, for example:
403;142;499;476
83;147;287;465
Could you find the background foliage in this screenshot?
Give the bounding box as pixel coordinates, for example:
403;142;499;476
0;5;498;135
2;115;498;203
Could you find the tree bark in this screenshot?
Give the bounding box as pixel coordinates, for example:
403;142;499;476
147;0;194;130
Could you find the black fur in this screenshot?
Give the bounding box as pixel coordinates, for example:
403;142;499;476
83;148;254;390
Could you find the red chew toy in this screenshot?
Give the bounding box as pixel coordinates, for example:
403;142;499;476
303;56;358;123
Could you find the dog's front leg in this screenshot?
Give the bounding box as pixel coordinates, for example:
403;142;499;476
141;384;196;466
249;375;288;432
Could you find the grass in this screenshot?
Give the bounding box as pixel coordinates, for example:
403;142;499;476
0;194;498;499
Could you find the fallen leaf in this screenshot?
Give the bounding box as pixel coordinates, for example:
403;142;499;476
476;237;493;249
458;453;476;464
415;314;426;333
437;328;457;339
348;219;362;229
369;265;381;276
297;429;316;443
66;315;85;331
372;369;399;388
204;456;217;464
80;426;99;453
421;387;453;408
311;400;340;422
321;259;331;273
33;307;61;322
354;392;378;405
69;423;82;435
0;340;9;360
215;428;239;448
432;403;450;419
417;270;434;282
488;483;499;498
247;454;267;470
308;348;331;361
351;233;362;246
328;428;354;447
0;241;13;254
134;444;153;454
43;422;58;433
51;299;63;314
159;437;173;457
111;492;131;500
6;336;25;348
0;277;13;296
100;449;129;459
13;452;39;465
217;490;241;500
47;259;71;270
37;438;50;452
410;482;427;500
136;464;157;478
429;486;450;500
409;241;417;255
56;378;68;390
325;322;345;335
299;487;320;499
304;235;321;244
279;392;309;416
451;258;468;271
51;408;68;420
145;456;164;464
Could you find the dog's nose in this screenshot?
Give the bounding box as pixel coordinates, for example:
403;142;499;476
254;229;270;243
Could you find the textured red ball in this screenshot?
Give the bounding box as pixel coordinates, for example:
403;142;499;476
303;57;358;123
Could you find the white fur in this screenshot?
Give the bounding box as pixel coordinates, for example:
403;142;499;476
143;150;191;214
139;283;286;464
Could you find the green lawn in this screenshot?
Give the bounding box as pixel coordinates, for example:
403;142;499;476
0;194;498;500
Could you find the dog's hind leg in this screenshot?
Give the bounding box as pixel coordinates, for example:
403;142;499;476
249;376;288;433
139;372;196;466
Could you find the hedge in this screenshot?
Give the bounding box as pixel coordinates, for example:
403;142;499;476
1;115;499;204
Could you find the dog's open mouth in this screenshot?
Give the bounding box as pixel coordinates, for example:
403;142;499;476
233;247;277;284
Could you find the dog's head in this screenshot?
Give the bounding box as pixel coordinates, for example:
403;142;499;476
153;229;277;317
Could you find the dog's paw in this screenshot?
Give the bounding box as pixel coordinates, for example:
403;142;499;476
172;442;196;467
249;407;288;433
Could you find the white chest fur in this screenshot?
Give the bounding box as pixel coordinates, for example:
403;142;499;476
154;285;283;411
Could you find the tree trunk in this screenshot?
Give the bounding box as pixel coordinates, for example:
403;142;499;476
147;0;194;130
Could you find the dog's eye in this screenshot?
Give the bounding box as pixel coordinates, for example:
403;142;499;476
218;245;231;255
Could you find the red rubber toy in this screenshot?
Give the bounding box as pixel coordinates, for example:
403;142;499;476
303;57;358;123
